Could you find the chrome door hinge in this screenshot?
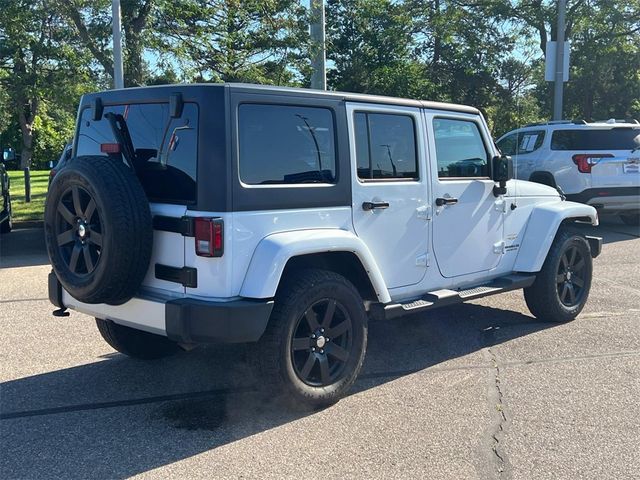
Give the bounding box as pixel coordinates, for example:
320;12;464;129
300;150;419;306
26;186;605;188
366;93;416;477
494;199;507;213
416;253;430;267
416;205;432;221
493;241;506;254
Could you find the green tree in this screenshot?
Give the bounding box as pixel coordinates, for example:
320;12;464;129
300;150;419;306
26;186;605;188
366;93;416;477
153;0;308;84
61;0;155;87
0;0;96;168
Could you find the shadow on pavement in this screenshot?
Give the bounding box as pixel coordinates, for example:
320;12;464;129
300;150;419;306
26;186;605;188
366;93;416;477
1;302;558;479
579;216;640;244
0;227;48;268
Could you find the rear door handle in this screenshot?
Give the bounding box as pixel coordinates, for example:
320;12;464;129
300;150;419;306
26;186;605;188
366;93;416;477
435;197;458;206
362;201;390;211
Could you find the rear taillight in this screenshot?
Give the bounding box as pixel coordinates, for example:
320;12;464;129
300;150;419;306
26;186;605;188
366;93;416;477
100;143;121;154
194;217;223;257
572;153;614;173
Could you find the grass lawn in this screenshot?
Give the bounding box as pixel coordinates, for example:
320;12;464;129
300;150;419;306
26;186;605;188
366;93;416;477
8;170;50;223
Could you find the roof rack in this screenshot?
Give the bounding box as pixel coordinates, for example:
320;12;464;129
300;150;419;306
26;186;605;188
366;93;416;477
524;118;639;128
594;118;640;125
523;119;586;127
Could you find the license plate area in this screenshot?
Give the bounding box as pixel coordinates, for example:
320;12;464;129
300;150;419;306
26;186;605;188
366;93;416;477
623;159;639;174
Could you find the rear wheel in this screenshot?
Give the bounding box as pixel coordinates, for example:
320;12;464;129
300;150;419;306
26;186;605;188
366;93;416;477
95;318;181;360
620;213;640;227
255;269;368;409
524;230;593;323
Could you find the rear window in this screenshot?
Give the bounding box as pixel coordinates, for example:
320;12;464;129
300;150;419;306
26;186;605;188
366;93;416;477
238;104;336;185
76;102;199;204
551;128;640;151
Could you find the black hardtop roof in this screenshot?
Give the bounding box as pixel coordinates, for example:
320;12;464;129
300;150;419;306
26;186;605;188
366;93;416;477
81;82;480;115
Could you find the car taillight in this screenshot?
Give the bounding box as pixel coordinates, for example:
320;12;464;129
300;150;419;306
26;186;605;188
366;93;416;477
194;217;223;257
572;153;613;173
100;143;121;154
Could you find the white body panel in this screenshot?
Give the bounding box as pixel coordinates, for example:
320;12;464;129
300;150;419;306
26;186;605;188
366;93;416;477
347;102;430;289
239;228;391;303
142;203;186;294
424;110;504;278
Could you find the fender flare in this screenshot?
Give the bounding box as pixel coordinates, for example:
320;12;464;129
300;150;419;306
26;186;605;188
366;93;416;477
513;201;598;272
239;229;391;303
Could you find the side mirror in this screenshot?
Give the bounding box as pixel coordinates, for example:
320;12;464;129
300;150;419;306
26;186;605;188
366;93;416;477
632;134;640;153
492;154;513;196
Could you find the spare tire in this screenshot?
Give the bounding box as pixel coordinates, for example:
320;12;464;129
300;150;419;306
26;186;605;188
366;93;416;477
44;155;152;305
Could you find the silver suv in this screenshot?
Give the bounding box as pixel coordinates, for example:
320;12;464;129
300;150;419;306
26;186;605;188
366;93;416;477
497;120;640;226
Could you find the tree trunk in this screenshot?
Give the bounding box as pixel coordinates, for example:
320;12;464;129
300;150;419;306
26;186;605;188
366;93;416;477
17;100;37;169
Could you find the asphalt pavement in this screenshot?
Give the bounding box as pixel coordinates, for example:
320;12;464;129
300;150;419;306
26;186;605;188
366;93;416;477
0;219;638;479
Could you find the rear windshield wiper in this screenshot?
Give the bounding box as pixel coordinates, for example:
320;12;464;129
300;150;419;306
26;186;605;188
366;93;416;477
104;112;137;167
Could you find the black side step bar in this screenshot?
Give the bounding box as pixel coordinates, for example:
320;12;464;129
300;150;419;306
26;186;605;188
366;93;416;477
381;274;536;320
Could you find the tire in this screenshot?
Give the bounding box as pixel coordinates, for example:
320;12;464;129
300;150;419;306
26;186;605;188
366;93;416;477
44;156;152;305
620;213;640;227
524;229;593;323
255;269;368;409
0;195;11;234
95;318;181;359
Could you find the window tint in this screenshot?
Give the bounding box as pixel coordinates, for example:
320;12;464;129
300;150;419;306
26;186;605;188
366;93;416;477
354;112;418;180
238;104;336;185
497;130;545;155
76;102;198;204
551;128;640;150
433;118;489;178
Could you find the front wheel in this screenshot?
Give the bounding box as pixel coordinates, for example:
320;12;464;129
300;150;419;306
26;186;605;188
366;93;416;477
524;230;593;323
255;269;368;409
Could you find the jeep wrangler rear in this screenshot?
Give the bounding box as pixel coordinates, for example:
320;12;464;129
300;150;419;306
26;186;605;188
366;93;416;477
46;84;602;408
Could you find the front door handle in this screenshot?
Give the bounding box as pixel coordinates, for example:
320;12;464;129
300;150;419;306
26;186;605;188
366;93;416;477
362;201;390;211
435;197;458;207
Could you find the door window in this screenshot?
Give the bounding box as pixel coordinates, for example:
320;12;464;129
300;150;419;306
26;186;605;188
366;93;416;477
433;118;489;178
354;112;418;180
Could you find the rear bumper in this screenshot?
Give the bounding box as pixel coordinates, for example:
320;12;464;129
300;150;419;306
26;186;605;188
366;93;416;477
566;187;640;213
48;272;274;344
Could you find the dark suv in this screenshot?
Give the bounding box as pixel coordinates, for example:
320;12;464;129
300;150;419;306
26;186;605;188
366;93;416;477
0;158;11;233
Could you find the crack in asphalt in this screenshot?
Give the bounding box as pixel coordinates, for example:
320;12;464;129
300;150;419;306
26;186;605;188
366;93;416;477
481;325;511;480
488;347;507;477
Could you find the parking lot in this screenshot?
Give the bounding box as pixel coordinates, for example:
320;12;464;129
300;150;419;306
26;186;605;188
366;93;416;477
1;219;638;479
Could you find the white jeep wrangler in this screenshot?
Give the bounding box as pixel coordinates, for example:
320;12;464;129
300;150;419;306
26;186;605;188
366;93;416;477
45;84;602;408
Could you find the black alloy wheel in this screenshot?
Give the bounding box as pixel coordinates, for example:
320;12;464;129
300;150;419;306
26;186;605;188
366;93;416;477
55;185;103;275
555;244;586;307
524;229;593;323
291;298;353;387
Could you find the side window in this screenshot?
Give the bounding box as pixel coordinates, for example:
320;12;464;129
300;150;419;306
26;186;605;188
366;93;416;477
433;118;489;178
497;131;545;156
518;130;545;153
354;112;418;180
238;104;336;185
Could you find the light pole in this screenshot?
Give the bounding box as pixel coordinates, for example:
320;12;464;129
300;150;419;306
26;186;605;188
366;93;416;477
310;0;326;90
553;0;566;120
112;0;124;89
